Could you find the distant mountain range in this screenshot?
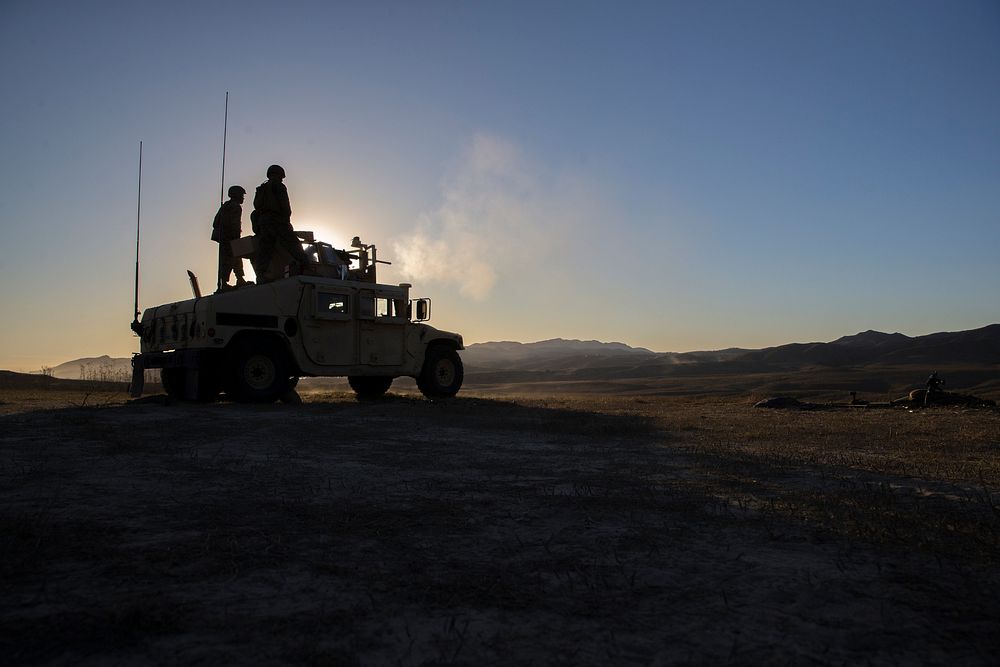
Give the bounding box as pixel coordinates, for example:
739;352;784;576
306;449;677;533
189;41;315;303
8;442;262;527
462;339;750;377
726;325;1000;368
458;326;1000;397
465;325;1000;371
30;325;1000;394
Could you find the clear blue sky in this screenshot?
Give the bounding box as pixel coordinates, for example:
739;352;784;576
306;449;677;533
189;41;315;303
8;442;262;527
1;0;998;370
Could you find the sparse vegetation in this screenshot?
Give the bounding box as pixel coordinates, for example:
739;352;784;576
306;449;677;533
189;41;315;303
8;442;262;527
77;358;131;383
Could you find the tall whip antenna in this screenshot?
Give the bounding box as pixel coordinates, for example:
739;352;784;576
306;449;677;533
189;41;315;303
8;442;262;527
220;91;229;205
132;140;143;330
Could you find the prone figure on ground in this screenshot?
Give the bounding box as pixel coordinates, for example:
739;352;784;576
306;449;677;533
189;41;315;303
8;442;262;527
212;185;249;291
251;164;309;283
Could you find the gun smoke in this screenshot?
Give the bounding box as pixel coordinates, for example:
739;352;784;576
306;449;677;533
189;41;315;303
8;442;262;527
394;133;598;300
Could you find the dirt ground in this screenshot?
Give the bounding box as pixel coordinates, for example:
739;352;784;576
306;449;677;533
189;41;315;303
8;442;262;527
2;388;999;665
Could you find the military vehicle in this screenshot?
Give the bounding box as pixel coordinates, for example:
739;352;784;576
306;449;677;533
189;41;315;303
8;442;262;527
129;234;464;402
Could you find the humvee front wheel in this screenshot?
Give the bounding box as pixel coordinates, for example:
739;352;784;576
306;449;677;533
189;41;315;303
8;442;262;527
348;376;393;400
417;345;463;399
225;339;291;403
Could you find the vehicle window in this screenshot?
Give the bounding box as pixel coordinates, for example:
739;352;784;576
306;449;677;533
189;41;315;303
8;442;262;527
374;297;407;320
318;293;349;314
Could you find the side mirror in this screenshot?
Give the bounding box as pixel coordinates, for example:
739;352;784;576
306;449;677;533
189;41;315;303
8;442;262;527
412;298;431;322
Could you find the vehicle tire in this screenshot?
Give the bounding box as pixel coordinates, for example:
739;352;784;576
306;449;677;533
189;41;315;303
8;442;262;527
159;367;220;402
416;345;463;399
224;338;291;403
348;375;393;400
160;368;185;399
192;365;222;402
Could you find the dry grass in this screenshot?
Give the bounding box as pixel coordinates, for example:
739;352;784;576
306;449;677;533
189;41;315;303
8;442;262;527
0;388;129;414
2;388;999;664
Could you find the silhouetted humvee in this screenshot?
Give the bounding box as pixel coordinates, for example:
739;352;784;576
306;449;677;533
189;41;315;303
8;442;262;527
129;235;463;402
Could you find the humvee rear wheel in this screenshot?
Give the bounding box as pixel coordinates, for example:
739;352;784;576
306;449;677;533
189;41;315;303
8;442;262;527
225;339;291;403
160;368;185;399
194;367;222;402
160;367;220;402
416;345;463;399
348;376;393;400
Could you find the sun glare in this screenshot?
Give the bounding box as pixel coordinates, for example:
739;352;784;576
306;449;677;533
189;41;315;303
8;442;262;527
296;220;350;250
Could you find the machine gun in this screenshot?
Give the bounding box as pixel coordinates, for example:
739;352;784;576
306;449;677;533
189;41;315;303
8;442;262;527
229;232;391;284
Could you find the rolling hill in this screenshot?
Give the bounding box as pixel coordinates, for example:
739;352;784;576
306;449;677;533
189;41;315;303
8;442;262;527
51;355;133;381
462;326;1000;398
730;324;1000;368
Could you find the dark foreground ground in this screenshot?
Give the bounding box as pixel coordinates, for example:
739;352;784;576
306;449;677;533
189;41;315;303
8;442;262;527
2;387;999;665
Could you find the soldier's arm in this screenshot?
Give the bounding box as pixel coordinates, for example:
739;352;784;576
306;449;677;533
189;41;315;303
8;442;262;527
277;184;291;217
212;207;224;238
225;204;243;236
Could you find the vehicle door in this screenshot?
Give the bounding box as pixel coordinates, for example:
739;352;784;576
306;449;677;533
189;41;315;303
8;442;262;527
358;289;405;366
301;286;357;366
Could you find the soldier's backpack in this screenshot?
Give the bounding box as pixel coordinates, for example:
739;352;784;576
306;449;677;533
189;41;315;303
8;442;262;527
211;208;223;242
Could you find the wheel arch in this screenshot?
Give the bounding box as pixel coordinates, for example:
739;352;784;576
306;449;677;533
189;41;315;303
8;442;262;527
226;330;301;375
413;337;462;375
425;337;461;351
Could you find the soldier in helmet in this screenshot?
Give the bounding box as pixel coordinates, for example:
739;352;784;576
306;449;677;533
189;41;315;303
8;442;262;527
924;371;945;406
212;185;249;291
251;164;309;282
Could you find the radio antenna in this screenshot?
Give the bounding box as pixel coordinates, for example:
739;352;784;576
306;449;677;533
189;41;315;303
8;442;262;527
131;140;143;333
220;91;229;205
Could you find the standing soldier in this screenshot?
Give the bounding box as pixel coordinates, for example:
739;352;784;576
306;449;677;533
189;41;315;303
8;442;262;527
251;164;309;282
924;371;945;406
212;185;249;291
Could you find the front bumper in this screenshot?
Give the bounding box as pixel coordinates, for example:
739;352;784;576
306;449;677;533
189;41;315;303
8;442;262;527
129;349;217;398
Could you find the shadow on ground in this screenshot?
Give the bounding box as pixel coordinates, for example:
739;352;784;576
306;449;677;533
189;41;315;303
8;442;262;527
2;395;999;665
